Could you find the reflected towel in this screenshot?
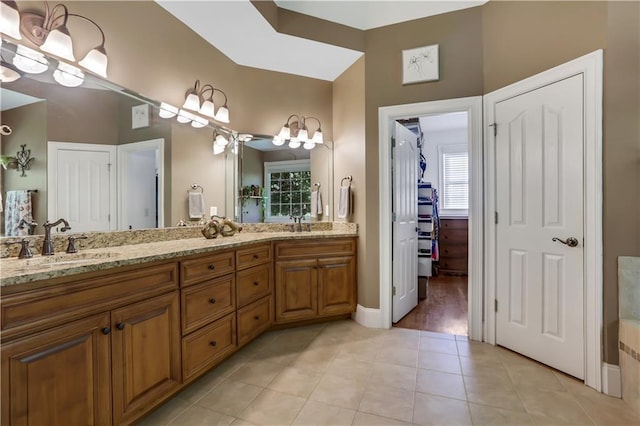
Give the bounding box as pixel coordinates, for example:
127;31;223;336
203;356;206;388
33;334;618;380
337;186;351;219
310;190;323;218
4;190;32;236
188;192;205;219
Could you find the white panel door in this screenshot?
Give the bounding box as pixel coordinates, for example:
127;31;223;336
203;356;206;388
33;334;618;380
392;122;419;323
495;75;584;378
48;142;116;233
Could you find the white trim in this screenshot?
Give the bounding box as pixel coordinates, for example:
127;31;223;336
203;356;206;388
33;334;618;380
483;50;603;390
601;363;622;398
117;138;165;229
263;159;311;223
352;304;382;329
378;96;484;341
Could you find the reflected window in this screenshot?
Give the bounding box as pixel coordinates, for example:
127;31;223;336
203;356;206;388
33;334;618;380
264;160;311;222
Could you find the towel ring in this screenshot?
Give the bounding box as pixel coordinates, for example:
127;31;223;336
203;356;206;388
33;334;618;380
341;176;352;187
188;184;204;194
313;182;321;189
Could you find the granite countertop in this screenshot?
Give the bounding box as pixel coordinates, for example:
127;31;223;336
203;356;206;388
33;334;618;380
0;230;356;288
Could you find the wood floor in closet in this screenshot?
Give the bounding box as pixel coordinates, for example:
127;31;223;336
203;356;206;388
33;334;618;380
394;275;468;336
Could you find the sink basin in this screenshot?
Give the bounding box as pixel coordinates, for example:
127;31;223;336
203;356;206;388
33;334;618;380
22;251;123;268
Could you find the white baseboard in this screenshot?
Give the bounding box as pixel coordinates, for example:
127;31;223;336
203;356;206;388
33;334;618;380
352;304;382;328
602;363;622;397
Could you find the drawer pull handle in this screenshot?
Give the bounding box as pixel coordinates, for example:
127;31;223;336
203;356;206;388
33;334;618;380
254;316;260;320
116;322;125;330
209;298;216;304
253;254;259;259
253;281;259;286
102;327;111;335
208;264;216;270
210;341;217;347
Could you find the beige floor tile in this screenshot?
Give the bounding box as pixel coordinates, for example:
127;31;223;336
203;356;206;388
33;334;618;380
463;369;514;388
136;397;190;426
413;392;472;426
464;374;524;411
249;344;303;366
416;369;466;401
420;331;456;340
369;362;417;391
292;400;356;425
376;346;419;368
326;357;374;381
229;419;256;426
456;341;501;359
506;363;566;392
418;352;462;374
334;340;381;362
196;380;263;417
175;368;228;404
358;384;415;423
267;366;322;398
289;346;338;372
572;391;640;426
459;354;509;377
168;405;235;426
419;337;459;355
239;389;306;425
309;373;367;410
468;402;534;426
376;332;421;351
352;411;413;426
518;389;595;425
226;358;285;387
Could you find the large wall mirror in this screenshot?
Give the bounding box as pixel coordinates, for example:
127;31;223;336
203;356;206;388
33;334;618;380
1;40;333;237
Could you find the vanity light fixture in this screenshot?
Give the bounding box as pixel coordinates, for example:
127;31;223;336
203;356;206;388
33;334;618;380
159;102;178;119
12;44;49;74
15;0;109;78
52;61;84;87
273;115;323;150
212;129;230;155
182;79;230;124
0;1;22;40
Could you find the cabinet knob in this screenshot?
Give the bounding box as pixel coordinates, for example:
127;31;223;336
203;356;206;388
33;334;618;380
209;297;217;304
253;281;259;286
208;264;216;270
254;316;260;320
102;327;111;335
210;341;217;347
116;322;125;330
253;254;259;259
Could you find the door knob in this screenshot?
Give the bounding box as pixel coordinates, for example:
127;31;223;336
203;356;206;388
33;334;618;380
552;237;579;247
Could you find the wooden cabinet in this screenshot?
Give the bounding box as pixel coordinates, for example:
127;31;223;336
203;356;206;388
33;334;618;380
181;275;235;335
1;313;112;426
438;218;468;275
182;312;236;381
274;239;356;324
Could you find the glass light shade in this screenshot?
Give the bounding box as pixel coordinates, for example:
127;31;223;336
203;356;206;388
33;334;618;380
0;1;22;40
40;26;76;62
78;46;108;78
272;136;285;146
177;109;193;123
191;115;208;128
297;128;309;142
159;102;178;118
212;140;225;155
288;138;301;149
215;134;229;146
182;92;200;111
53;62;84;87
312;130;324;144
278;125;290;139
303;141;315;150
199;99;215;118
1;62;20;82
214;105;229;123
13;45;48;74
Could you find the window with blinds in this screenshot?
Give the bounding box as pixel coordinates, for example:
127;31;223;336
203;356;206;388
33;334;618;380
439;145;469;214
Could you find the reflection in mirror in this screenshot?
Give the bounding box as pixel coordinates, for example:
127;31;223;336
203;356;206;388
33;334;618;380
236;136;333;224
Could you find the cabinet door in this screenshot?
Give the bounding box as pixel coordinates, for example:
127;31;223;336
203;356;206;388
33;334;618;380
111;292;181;425
1;313;111;426
318;256;357;316
275;259;318;323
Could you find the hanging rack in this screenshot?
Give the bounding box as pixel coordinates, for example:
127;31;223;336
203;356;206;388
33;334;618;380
188;184;204;193
340;176;352;187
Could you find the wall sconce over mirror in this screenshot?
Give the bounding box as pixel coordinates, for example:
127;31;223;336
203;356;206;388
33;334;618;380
182;79;230;124
273;115;324;150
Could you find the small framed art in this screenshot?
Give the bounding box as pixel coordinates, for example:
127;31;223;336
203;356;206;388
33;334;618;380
402;44;439;85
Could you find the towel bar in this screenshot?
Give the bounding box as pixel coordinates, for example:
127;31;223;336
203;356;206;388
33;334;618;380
188;184;204;193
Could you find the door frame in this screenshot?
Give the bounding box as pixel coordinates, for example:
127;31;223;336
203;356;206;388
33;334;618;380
379;96;484;340
484;50;603;390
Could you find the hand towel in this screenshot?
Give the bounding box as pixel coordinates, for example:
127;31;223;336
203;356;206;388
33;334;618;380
310;190;323;218
337;186;351;219
188;191;205;219
4;190;32;236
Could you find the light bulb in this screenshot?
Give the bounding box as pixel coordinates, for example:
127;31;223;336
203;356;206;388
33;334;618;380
53;62;84;87
289;137;301;149
0;1;22;40
13;45;48;74
191;115;208;128
177;109;192;123
272;136;285;146
159;102;178;118
199;99;215;118
214;105;229;123
0;61;20;82
298;128;309;142
182;92;200;111
312;130;324;144
40;26;76;61
303;141;315;150
78;46;108;78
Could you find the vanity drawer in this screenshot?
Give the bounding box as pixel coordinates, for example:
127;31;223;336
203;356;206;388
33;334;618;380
182;313;236;382
236;263;272;308
181;274;235;335
236;244;272;271
275;238;356;259
180;251;235;287
237;296;272;347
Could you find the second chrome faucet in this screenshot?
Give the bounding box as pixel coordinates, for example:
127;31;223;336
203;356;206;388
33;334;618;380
42;218;71;256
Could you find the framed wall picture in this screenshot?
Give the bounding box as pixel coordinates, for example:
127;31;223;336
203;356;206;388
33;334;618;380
131;103;150;129
402;44;439;85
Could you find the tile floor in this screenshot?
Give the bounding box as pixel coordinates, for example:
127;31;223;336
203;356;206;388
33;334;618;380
137;320;639;426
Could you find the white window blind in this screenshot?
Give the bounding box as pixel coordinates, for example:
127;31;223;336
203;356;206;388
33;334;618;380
442;150;469;211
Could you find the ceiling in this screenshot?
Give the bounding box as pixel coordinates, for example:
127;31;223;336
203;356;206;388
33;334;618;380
156;1;486;81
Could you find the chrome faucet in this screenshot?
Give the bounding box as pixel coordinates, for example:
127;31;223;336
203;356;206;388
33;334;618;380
289;214;305;232
42;219;71;256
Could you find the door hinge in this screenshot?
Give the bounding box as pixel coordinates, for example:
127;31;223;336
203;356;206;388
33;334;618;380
392;212;397;221
393;286;396;296
108;213;111;222
494;299;498;313
108;162;112;172
489;123;497;137
495;211;498;224
391;137;396;149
